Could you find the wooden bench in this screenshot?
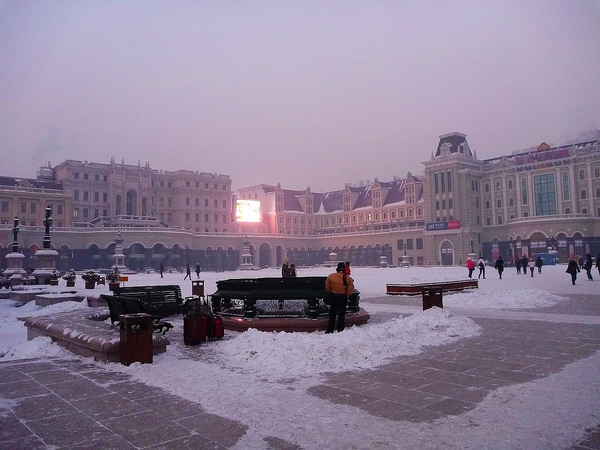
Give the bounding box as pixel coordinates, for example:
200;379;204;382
100;285;186;334
211;277;360;319
386;279;478;310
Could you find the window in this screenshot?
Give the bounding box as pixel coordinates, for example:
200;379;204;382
185;212;190;221
57;204;63;215
73;208;79;218
484;183;490;192
95;174;99;181
440;172;445;193
406;239;413;250
167;198;172;207
579;169;585;180
21;202;26;214
509;198;514;207
580;190;587;200
30;203;36;214
103;192;107;202
186;181;190;187
1;201;8;213
397;239;403;250
434;173;439;194
94;208;99;218
214;200;218;208
447;171;452;192
534;173;557;215
83;191;89;201
436;200;440;210
416;238;423;249
508;179;513;189
496;199;502;208
497;216;503;224
186;198;190;206
564;207;571;214
195;213;199;221
204;199;209;207
562;171;570;200
83;208;88;218
595;167;600;178
222;200;227;208
195;198;199;206
94;192;99;202
495;181;501;190
74;191;80;201
521;178;528;205
83;173;89;180
74;173;79;179
596;188;600;198
485;200;490;209
486;217;491;225
448;199;453;209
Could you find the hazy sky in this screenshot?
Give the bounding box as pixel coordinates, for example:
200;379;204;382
1;1;599;192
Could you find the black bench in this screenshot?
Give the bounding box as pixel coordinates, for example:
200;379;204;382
101;285;186;334
211;277;360;319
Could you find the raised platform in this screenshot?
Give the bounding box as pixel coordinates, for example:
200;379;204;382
386;279;478;295
21;309;169;363
35;292;86;307
221;308;370;332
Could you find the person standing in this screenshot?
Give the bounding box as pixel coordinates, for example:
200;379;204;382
584;254;594;280
344;261;351;276
282;259;292;278
477;257;485;279
515;257;522;275
290;264;297;277
494;256;505;279
596;254;600;278
467;259;475;278
159;263;164;278
184;264;191;280
521;255;529;275
566;258;580;285
535;256;544;274
325;262;355;334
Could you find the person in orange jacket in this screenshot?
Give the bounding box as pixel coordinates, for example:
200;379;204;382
325;262;355;333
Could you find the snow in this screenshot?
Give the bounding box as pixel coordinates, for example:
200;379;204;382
0;264;599;449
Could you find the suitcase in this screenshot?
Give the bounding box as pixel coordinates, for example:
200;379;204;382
206;315;224;340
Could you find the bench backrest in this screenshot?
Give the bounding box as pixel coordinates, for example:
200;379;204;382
113;285;183;304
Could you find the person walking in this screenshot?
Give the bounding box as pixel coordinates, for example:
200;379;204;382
520;255;529;275
515;257;522;274
494;256;505;279
566;258;580;285
184;264;191;280
584;254;594;280
528;257;535;277
195;263;200;279
535;256;544;274
159;263;164;278
467;259;475;278
477;257;485;279
325;262;355;334
596;254;600;278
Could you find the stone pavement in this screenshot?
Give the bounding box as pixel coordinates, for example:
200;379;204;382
0;294;599;449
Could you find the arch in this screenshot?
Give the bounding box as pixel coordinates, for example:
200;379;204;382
440;240;454;266
126;189;138;215
128;242;146;271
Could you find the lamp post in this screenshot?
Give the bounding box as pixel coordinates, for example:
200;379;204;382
469;239;474;254
403;243;407;256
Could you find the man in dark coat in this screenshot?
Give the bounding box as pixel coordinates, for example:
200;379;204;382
584;254;594;280
515;257;521;274
535;256;544;274
494;256;505;279
520;256;529;275
566;258;580;285
282;259;292;278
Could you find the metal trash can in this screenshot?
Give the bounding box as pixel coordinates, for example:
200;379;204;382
422;288;443;310
120;313;153;366
192;280;204;297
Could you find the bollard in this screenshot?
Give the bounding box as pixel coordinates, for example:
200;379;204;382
422;288;443;310
191;280;204;297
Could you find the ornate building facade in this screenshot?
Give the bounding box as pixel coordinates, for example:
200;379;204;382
1;132;599;271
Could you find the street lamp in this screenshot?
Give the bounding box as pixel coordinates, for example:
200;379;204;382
469;239;474;254
403;243;407;256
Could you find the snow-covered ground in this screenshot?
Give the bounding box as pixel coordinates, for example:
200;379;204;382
0;264;599;449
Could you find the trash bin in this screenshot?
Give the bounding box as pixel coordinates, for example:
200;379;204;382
192;280;204;297
422;288;443;310
183;315;207;346
120;313;153;366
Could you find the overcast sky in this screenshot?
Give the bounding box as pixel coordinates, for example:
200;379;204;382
1;1;599;192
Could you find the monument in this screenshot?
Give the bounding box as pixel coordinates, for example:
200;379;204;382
111;230;130;273
3;217;27;285
239;236;254;270
32;207;59;284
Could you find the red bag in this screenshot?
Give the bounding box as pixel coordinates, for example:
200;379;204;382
206;315;224;341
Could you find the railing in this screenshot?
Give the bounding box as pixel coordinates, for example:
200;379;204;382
507;213;592;224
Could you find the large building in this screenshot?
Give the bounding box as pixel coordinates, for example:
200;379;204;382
1;132;599;271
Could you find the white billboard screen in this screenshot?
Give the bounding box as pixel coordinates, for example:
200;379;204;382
236;200;261;223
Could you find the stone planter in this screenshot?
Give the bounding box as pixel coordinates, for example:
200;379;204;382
84;281;96;289
49;279;59;286
66;280;76;287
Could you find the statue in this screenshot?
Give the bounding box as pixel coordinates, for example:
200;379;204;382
42;207;53;249
12;217;19;253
